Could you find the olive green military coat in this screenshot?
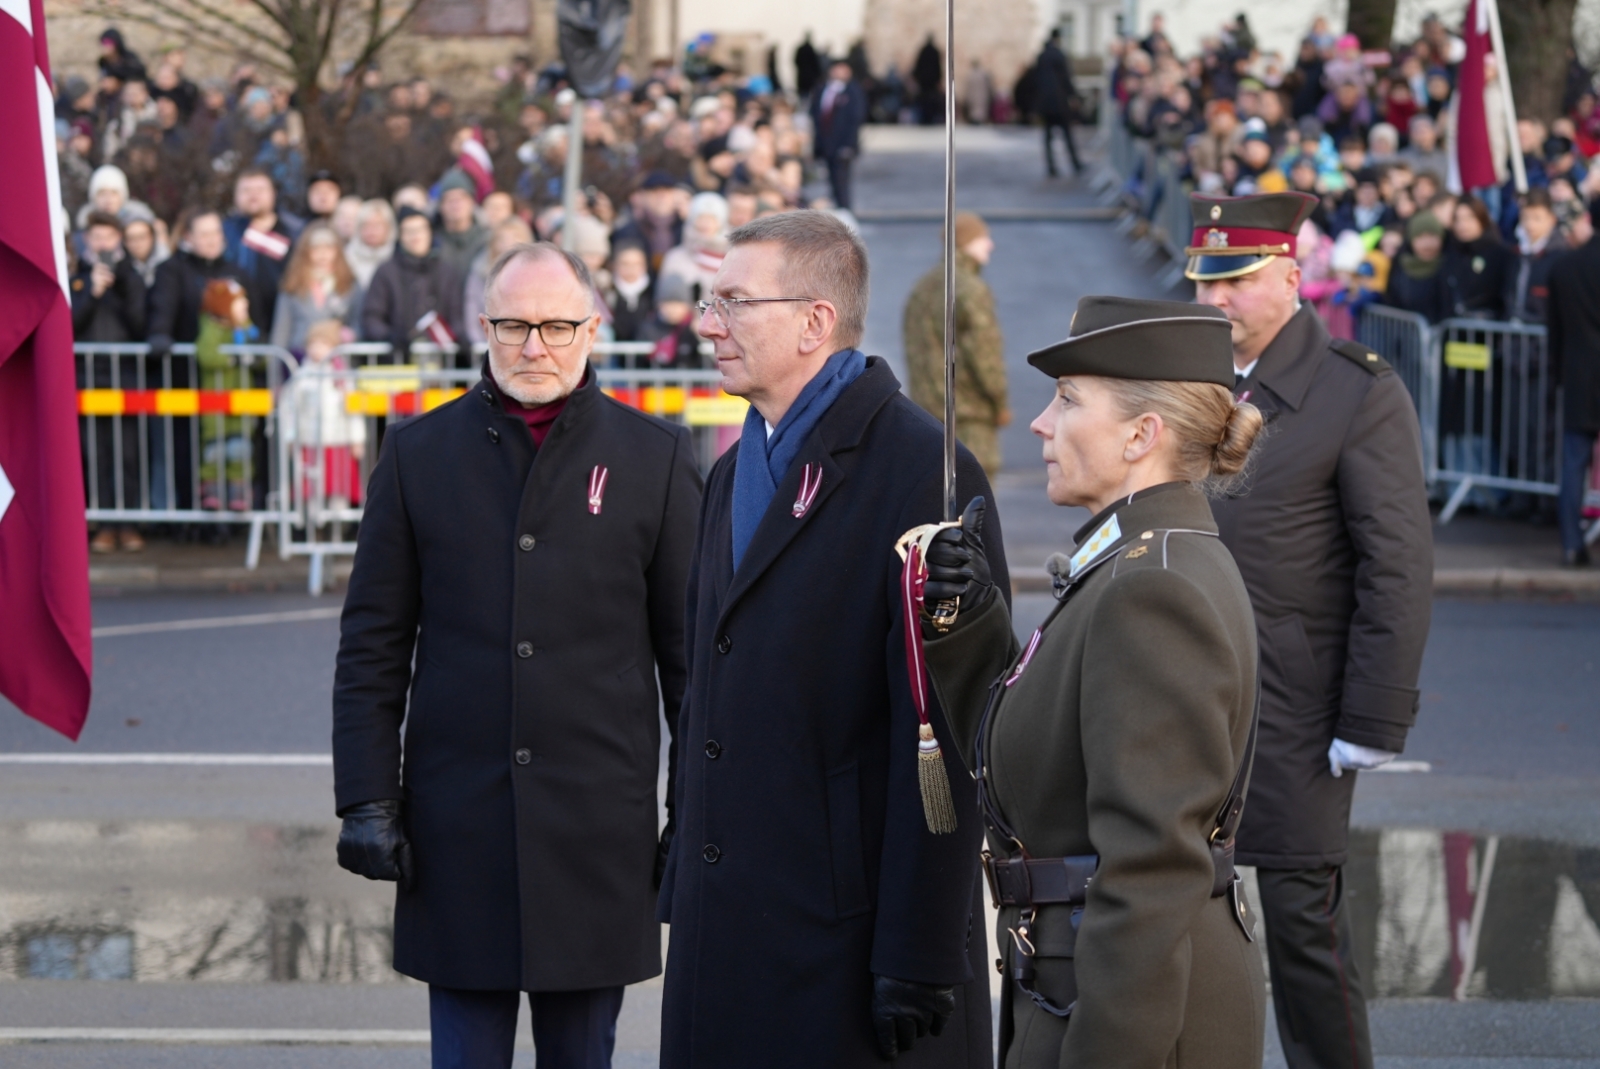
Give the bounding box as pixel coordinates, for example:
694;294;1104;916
926;484;1266;1069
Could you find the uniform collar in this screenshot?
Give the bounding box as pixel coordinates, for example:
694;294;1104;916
1249;302;1327;412
1057;482;1216;583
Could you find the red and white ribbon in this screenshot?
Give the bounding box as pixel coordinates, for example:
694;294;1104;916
1004;629;1044;688
792;463;822;518
900;543;934;727
587;465;608;515
241;226;290;261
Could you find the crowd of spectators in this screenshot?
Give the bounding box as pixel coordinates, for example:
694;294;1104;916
58;27;898;385
1109;12;1600;333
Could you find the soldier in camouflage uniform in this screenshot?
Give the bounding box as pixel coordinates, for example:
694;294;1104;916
903;211;1011;478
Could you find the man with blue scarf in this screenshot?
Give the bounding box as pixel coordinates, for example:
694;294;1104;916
657;211;1008;1068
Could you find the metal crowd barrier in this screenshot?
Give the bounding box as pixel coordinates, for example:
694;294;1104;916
1356;305;1440;484
76;342;299;568
78;341;743;591
1431;318;1560;522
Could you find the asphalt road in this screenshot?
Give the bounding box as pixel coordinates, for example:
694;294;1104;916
3;127;1597;1065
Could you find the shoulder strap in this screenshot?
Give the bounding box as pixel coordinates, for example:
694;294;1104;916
1329;338;1392;375
1210;676;1261;849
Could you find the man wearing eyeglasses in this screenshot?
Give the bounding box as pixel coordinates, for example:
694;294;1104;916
657;211;1006;1068
333;242;702;1069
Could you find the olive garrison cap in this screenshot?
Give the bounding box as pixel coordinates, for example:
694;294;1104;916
1027;296;1235;387
1185;191;1318;281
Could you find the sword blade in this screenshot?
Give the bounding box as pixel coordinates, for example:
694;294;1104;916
942;0;958;523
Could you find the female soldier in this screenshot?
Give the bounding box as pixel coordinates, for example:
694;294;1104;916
919;295;1267;1068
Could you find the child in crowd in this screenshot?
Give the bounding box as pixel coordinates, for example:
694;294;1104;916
195;278;257;511
284;319;366;512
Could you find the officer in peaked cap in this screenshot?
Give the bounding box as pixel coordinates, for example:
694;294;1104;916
1189;192;1434;1069
915;296;1269;1069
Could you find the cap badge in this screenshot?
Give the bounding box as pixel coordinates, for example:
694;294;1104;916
1203;228;1230;249
1210;204;1223;221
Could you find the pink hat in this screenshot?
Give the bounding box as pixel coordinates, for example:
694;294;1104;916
1337;33;1361;51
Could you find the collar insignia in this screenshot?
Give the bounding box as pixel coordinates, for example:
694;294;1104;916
1068;515;1122;578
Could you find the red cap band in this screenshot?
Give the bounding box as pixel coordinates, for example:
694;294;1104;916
1189;226;1298;257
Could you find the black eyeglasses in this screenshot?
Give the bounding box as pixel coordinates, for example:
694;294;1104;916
695;296;815;331
486;316;594;348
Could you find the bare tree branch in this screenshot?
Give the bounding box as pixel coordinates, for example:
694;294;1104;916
82;0;295;75
352;0;427;70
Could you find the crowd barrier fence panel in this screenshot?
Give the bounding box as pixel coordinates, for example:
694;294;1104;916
1431;318;1560;522
76;342;299;568
1356;305;1440;487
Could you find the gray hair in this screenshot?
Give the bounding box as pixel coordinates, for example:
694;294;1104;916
727;210;869;349
485;241;596;313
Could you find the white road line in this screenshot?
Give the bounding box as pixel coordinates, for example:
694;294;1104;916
0;753;332;766
0;1027;429;1045
92;608;343;638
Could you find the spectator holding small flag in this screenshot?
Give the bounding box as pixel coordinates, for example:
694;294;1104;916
360;205;465;362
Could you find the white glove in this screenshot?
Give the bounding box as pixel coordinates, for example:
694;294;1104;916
1328;738;1398;778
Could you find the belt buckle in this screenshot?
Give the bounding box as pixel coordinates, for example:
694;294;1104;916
981;851;1002;909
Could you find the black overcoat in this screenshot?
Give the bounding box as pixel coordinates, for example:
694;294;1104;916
1546;239;1600;433
1215;305;1433;870
333;369;701;990
657;358;1006;1069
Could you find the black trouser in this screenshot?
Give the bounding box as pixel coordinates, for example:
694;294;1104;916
825;151;854;210
428;984;625;1069
1257;866;1373;1069
1042;117;1080;175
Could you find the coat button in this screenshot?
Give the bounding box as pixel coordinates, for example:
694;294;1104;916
716;635;732;654
702;844;721;864
481;389;493;404
518;534;536;551
514;748;531;765
516;641;533;658
704;740;721;759
487;427;500;443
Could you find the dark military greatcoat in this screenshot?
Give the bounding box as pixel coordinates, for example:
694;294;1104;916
657;358;1007;1069
1215;304;1434;869
333;370;701;991
925;483;1265;1069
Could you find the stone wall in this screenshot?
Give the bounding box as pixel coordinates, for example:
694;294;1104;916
862;0;1045;92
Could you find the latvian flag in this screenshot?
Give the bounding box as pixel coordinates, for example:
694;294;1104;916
415;310;457;350
458;130;495;203
242;225;291;261
0;0;94;738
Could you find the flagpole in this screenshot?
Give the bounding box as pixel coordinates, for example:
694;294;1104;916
941;0;958;523
1483;0;1528;193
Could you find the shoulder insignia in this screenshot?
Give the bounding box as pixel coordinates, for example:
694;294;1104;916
1329;338;1391;375
1124;545;1148;560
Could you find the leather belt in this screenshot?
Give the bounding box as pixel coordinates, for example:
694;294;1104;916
982;851;1098;909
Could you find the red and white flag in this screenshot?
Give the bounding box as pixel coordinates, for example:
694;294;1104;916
1449;0;1499;193
415;310;457;349
0;0;93;738
241;224;291;261
457;131;495;203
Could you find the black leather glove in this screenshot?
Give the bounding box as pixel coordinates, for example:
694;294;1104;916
871;973;955;1060
654;819;675;890
923;496;993;611
336;799;414;889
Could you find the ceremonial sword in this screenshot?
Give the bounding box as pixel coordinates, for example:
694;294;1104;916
892;0;963;834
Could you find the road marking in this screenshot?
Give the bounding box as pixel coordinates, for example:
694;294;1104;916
0;753;332;766
1372;761;1433;773
92;607;343;638
0;1027;428;1045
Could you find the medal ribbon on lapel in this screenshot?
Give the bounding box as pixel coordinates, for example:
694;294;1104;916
1004;629;1044;688
792;463;822;517
587;466;608;515
896;537;960;835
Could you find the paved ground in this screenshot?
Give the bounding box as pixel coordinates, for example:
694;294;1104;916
6;126;1598;1066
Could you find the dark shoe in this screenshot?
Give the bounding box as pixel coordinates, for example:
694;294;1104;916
1562;547;1591;568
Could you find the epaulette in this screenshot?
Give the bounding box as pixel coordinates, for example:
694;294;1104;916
1329;338;1391;375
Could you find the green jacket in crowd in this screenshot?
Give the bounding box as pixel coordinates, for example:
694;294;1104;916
903;251;1009;429
925;483;1266;1069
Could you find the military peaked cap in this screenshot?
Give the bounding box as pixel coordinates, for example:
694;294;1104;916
1185;191;1318;281
1027;296;1235;387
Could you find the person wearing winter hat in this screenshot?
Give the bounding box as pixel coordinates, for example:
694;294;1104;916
1382;210;1447;322
77;164;153;231
656;191;728;304
435;167;488;280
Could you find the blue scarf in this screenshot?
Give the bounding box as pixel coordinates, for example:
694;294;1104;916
731;348;867;570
